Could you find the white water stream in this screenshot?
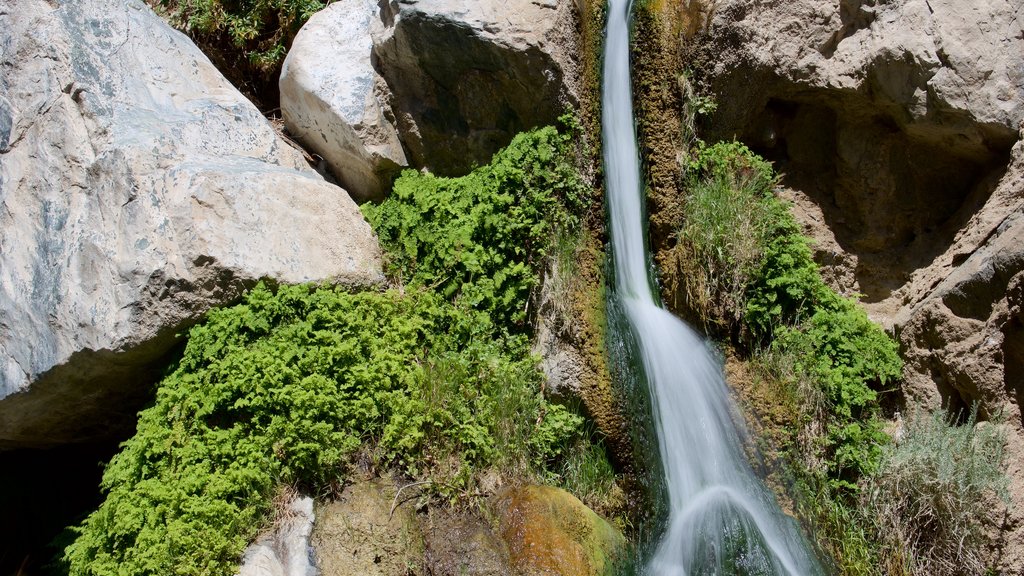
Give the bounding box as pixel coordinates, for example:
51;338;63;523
601;1;824;574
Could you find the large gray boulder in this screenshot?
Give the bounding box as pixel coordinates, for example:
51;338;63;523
0;0;384;449
280;0;582;200
279;0;407;202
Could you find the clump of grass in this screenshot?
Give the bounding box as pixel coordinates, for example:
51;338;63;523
862;407;1009;576
676;141;775;330
554;427;621;516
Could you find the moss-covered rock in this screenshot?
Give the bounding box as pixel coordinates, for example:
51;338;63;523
495;485;626;576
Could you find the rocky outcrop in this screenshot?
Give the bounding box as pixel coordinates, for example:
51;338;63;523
310;480;625;576
311;480;426;576
239;496;318;576
279;0;407;202
280;0;582;199
699;0;1022;313
0;0;383;449
695;0;1024;568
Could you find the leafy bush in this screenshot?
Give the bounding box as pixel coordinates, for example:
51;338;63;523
772;295;902;489
153;0;323;71
363;123;588;332
64;285;582;576
65;123;595;575
862;408;1009;576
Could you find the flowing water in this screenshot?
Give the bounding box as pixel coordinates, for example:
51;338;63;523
601;1;824;574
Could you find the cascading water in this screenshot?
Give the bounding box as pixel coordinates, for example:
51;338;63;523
601;1;824;574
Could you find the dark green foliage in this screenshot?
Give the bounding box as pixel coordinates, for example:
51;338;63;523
773;296;901;488
65;285;582;575
154;0;324;70
363;123;589;332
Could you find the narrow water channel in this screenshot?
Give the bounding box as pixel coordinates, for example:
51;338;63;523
600;1;824;573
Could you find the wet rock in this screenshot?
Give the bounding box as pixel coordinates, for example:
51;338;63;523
422;508;512;576
0;0;383;449
495;485;626;576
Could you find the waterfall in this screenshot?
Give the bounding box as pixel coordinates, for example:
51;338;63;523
600;1;824;573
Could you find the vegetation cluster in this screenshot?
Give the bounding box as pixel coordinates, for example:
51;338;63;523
146;0;323;108
151;0;321;71
64;123;617;575
675;140;1008;575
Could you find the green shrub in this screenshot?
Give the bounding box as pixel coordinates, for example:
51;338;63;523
153;0;324;71
772;295;902;489
64;285;582;576
363;122;588;332
678;141;776;328
862;408;1009;576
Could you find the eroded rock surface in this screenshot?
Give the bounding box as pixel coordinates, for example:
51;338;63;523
0;0;383;449
698;0;1024;567
281;0;582;198
701;0;1022;312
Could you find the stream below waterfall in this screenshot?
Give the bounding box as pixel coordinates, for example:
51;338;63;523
600;1;825;574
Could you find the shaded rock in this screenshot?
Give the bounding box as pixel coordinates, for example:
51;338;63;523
239;496;318;576
374;0;581;176
281;0;582;190
897;209;1024;570
422;508;512;576
311;479;424;576
0;0;383;449
700;0;1022;311
279;0;407;202
495;485;626;576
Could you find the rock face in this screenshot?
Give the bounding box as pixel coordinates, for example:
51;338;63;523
311;480;425;576
701;0;1022;311
280;0;582;199
0;0;383;449
696;0;1024;568
310;480;624;576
